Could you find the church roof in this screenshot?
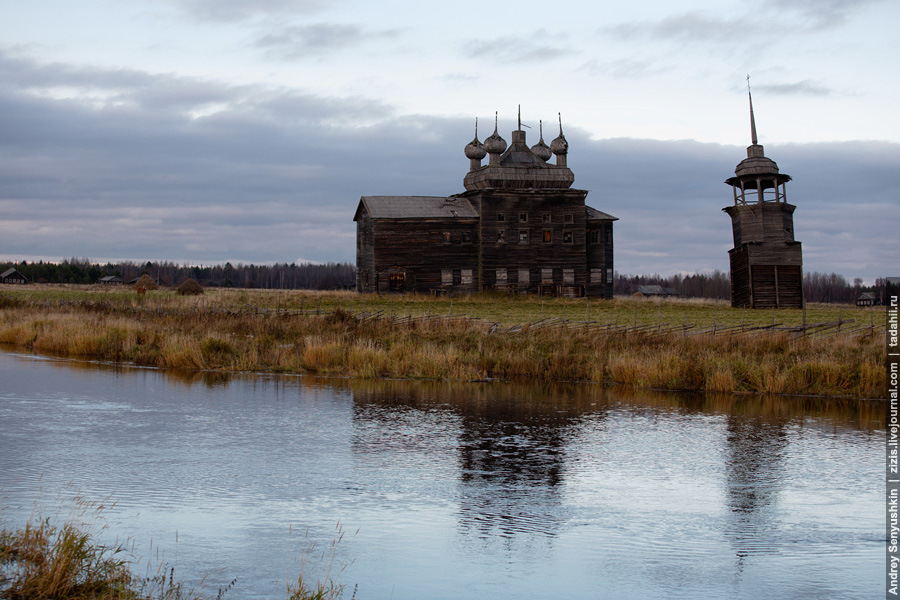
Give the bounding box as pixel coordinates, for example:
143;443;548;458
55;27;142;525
586;206;618;221
355;196;479;220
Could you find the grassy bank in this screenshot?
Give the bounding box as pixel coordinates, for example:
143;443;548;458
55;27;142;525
0;515;344;600
0;285;886;398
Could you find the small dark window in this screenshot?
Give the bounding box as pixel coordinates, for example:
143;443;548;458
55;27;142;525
519;213;528;223
519;230;529;244
543;230;552;243
542;213;551;223
462;231;471;244
497;228;505;243
497;213;505;222
590;230;600;244
563;231;573;244
564;213;573;223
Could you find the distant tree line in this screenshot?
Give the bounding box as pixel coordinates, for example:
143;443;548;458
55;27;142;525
615;270;884;304
1;258;356;290
1;259;886;304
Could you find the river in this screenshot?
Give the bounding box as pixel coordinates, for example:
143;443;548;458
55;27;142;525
0;350;883;599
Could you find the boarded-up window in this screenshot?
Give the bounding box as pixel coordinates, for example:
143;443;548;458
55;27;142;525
542;268;553;284
442;269;452;286
519;230;529;244
564;213;573;223
563;269;574;284
543;230;552;243
441;232;451;243
606;268;613;282
590;230;600;244
590;268;603;283
461;269;473;285
496;269;507;285
518;269;530;285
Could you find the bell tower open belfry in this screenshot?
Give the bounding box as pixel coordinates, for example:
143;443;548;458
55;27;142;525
723;85;803;308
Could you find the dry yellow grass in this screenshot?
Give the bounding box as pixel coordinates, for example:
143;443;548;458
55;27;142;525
0;285;887;398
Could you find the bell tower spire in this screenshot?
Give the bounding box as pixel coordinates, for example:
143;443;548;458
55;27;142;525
748;74;758;146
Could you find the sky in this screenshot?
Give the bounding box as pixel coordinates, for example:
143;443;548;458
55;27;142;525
1;0;897;284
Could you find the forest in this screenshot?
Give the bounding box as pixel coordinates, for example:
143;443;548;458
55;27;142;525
0;259;884;304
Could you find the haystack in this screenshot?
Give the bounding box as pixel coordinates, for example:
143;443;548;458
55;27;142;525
133;274;158;292
176;278;204;295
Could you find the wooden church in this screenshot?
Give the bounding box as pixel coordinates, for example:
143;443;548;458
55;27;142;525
354;111;617;297
722;90;803;308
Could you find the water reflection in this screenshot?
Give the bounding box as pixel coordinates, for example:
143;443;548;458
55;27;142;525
724;415;789;568
0;351;884;600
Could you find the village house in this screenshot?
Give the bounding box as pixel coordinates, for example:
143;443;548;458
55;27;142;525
0;268;28;284
354;111;617;297
856;292;879;307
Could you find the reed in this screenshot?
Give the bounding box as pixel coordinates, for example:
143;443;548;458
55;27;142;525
0;285;887;398
0;513;349;600
0;517;199;600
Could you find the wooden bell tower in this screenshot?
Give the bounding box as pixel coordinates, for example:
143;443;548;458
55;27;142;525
723;86;803;308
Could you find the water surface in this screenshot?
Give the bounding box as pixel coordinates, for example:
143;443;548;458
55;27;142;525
0;351;883;599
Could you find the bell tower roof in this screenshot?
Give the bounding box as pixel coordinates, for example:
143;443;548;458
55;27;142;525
726;81;791;186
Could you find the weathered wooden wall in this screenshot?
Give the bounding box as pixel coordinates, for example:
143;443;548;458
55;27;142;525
465;189;591;295
359;213;479;294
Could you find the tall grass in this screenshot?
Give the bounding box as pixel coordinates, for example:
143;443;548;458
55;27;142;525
0;517;202;600
0;514;350;600
0;285;886;398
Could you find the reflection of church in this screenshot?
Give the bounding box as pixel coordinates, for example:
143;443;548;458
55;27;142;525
354;111;617;297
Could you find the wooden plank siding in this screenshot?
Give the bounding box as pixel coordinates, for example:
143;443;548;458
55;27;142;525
357;212;479;294
465;189;589;295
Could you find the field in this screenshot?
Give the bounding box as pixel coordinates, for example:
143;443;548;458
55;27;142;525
0;284;887;398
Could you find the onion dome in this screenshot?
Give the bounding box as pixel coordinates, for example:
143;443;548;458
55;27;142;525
550;113;568;155
531;120;552;162
484;112;507;155
464;118;486;160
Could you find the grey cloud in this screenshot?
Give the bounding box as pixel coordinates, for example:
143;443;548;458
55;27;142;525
169;0;329;23
1;51;896;281
604;11;743;44
764;0;889;31
754;80;831;96
255;23;402;59
463;32;567;64
602;1;886;51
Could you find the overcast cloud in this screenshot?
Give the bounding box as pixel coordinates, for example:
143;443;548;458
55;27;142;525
0;0;897;283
